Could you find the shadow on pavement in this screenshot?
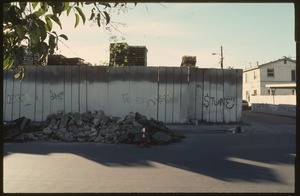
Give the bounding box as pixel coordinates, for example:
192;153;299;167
3;131;295;184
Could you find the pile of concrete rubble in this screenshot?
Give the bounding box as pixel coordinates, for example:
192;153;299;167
4;111;185;145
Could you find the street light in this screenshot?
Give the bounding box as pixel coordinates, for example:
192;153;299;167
212;46;224;69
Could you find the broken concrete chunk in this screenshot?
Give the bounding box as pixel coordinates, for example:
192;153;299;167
152;132;172;143
116;133;129;143
123;112;135;125
55;128;73;141
43;126;53;135
105;133;116;140
135;113;149;126
59;113;70;128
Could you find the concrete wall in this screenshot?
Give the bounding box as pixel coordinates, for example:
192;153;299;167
3;66;242;123
250;95;296;105
252;103;296;117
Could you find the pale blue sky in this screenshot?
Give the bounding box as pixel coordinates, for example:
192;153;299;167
53;3;295;69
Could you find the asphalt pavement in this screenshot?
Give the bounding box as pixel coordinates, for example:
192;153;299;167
3;111;296;193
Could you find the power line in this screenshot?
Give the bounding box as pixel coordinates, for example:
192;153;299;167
58;39;80;57
223;47;246;66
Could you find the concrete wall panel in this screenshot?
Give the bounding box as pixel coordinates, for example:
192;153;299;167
71;66;80;113
158;67;167;123
12;70;22;120
128;66;146;115
35;67;44;122
188;67;196;120
20;66;36;120
64;66;72;113
180;67;189;123
108;66;130;117
216;69;224;122
165;67;175;123
49;66;65;115
195;68;204;121
79;66;87;113
209;69;217;123
141;67;158;120
202;69;211;122
4;70;13;121
86;66;109;112
223;70;237;123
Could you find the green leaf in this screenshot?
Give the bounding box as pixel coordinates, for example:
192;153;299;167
15;24;25;38
59;34;68;40
40;27;47;41
50;14;62;29
104;11;110;25
100;3;111;8
48;35;56;55
19;2;27;12
14;71;21;79
74;13;80;28
67;7;72;16
20;66;25;82
37;42;49;60
63;2;69;11
35;19;47;41
75;6;85;24
33;8;46;18
89;12;95;20
4;55;14;70
32;2;39;9
29;28;41;48
97;13;101;27
45;16;53;31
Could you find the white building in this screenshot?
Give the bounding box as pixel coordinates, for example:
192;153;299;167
243;57;296;105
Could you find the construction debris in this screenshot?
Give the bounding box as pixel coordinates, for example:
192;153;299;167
4;111;185;145
3;117;31;142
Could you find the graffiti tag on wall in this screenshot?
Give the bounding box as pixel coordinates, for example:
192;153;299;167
7;93;30;104
50;90;64;102
277;105;296;113
203;94;236;109
121;93;173;107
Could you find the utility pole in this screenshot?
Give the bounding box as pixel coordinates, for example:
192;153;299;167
212;46;224;69
220;46;223;69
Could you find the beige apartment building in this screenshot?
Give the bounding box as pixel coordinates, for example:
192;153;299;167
243;57;296;105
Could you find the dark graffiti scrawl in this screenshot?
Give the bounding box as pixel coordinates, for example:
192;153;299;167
7;93;30;104
203;94;236;109
50;90;64;101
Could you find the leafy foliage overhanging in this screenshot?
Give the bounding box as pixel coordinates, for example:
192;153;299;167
3;2;136;80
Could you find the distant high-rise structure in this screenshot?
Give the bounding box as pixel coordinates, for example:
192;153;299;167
109;43;148;66
180;55;197;67
128;46;148;66
21;45;40;66
47;54;86;66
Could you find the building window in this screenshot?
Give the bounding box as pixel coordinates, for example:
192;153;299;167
253;90;257;96
268;89;271;95
291;70;296;81
292;90;295;95
284;59;287;64
253;71;256;80
245;73;247;83
267;68;274;77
